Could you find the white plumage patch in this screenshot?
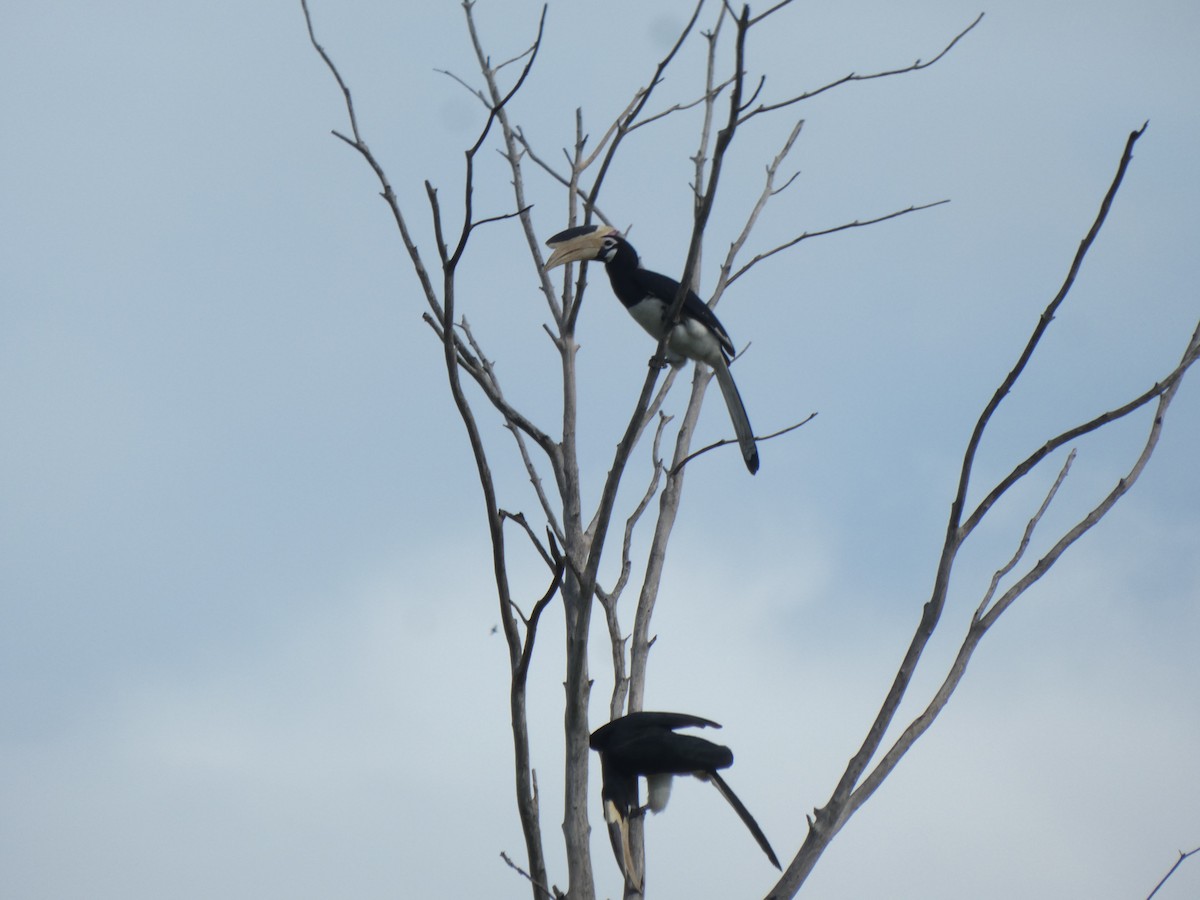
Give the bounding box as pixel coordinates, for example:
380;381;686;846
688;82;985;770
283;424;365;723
626;298;725;368
646;773;674;813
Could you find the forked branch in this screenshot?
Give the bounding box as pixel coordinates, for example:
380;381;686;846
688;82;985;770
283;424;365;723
765;124;1196;900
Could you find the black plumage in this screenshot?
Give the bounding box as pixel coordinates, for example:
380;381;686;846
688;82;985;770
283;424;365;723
545;225;760;474
589;711;781;890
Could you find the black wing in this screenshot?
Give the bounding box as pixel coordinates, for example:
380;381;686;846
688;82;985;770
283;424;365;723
592;712;732;777
633;268;736;357
591;712;722;750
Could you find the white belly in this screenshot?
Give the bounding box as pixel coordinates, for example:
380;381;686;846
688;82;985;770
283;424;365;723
627;300;723;367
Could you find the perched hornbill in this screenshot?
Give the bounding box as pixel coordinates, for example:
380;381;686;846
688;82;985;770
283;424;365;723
545;224;760;474
589;711;781;891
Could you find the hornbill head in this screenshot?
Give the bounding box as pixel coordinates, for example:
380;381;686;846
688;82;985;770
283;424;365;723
544;224;622;269
589;712;781;891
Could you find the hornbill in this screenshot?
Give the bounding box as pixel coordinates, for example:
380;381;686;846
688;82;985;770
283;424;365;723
589;711;781;891
545;225;760;474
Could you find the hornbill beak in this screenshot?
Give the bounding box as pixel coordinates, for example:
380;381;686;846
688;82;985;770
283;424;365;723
544;224;617;269
603;797;642;892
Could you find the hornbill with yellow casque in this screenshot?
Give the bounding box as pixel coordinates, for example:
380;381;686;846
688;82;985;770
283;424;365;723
545;225;760;474
589;711;781;891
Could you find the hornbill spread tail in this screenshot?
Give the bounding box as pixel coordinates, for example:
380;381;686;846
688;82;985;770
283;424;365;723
545;225;760;474
589;711;781;891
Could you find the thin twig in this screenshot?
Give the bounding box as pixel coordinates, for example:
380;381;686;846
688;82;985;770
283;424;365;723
742;13;984;123
446;6;547;269
953;123;1149;543
516;540;564;677
584;0;708;209
727;200;949;287
713;116;805;301
1146;847;1200;900
422;313;559;458
961;338;1194;539
973;450;1076;622
435;67;488;106
300;0;441;318
512;129;613;227
628;75;738;133
690;6;727;210
670;412;816;475
506;422;567;548
464;4;567;328
976;324;1200;632
748;0;797;26
500;509;554;571
500;851;560;900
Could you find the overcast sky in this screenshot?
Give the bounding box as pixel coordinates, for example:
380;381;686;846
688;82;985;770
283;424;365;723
2;1;1198;898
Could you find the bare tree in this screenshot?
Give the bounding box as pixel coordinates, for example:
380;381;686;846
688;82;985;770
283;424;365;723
299;2;1196;898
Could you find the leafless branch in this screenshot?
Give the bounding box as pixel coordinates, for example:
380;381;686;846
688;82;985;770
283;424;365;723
601;414;671;605
952;123;1148;539
300;0;441;318
844;451;1079;816
689;7;728;209
742;13;984;123
599;414;671;720
975;325;1199;633
463;3;566;327
670;411;817;475
962;343;1196;540
515;538;564;677
713;116;805;299
765;124;1189;900
455;316;497;386
436;67;488;106
748;0;798;27
580;367;680;543
973;450;1076;622
446;6;547;269
493;43;537;75
628;75;737;134
420;312;559;459
727;200;949;287
852;126;1146;814
500;850;561;900
842;322;1197;832
512;128;613;227
1146;846;1200;900
557;0;708;341
599;587;630;721
506;423;567;548
500;509;555;572
583;0;707;208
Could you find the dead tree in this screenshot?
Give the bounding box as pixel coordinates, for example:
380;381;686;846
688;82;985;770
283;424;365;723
299;2;1196;898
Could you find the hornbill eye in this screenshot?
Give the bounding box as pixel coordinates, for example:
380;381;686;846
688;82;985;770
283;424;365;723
599;236;620;260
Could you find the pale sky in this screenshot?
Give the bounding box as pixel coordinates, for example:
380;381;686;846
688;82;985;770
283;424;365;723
2;1;1198;898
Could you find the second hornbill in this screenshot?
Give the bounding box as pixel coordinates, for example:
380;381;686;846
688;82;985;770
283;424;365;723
545;224;760;474
589;711;781;890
